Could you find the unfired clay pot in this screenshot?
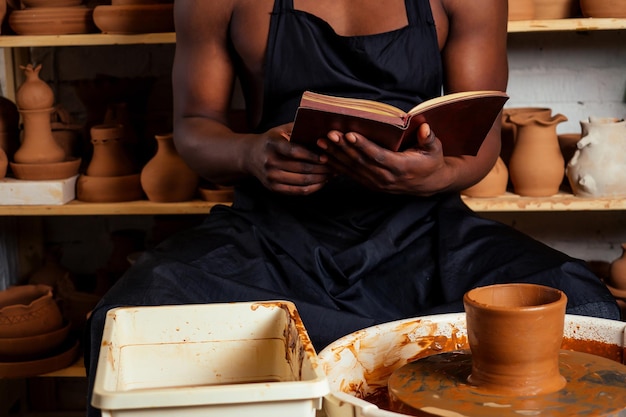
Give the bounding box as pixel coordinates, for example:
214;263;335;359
463;283;567;396
533;0;579;18
140;133;199;202
508;0;535;20
461;156;508;198
507;111;567;196
86;123;135;177
580;0;626;18
566;117;626;198
0;284;64;338
501;107;551;166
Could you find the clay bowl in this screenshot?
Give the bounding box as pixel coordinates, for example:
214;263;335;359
10;157;81;180
92;4;174;34
580;0;626;17
0;321;70;361
198;186;234;203
0;284;63;338
21;0;83;8
76;173;144;202
8;6;97;35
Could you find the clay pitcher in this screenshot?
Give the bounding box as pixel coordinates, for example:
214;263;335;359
507;112;567;196
463;283;567;396
140;133;199;202
462;156;508;198
86;124;135;177
566;117;626;198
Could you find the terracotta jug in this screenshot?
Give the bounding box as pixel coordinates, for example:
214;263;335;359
507;111;567;196
140;133;199;202
463;283;567;396
14;107;66;164
15;64;55;111
461;156;508;198
608;243;626;291
86;123;135;177
566;117;626;198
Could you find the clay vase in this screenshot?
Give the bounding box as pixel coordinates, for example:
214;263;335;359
15;64;55;111
566;117;626;198
608;243;626;291
86;123;135;177
140;133;199;202
507;112;567;196
463;283;567;396
509;0;535;20
14;107;67;164
461;156;508;198
501;107;551;166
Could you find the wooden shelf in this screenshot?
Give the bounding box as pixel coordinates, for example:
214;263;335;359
0;193;625;215
508;18;626;33
0;32;176;48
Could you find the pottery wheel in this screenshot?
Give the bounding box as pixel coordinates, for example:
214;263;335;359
387;350;626;417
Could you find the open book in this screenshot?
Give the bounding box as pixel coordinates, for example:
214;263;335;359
289;90;509;156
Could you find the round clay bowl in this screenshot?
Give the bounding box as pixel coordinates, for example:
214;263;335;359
76;173;144;202
198;186;234;203
0;321;70;361
580;0;626;17
0;284;63;338
21;0;83;8
93;4;174;34
8;6;97;35
0;339;79;378
10;157;81;180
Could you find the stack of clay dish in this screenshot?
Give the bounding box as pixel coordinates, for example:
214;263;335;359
580;0;626;18
93;0;174;34
77;123;144;202
0;284;79;378
8;0;97;35
10;64;81;181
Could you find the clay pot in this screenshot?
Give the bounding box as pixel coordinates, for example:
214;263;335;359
0;322;70;361
198;185;234;203
608;243;626;291
463;283;567;396
14;107;67;164
501;107;552;166
92;4;174;34
533;0;579;19
507;111;567;196
580;0;626;18
0;284;63;338
21;0;83;7
566;117;626;198
86;123;135;177
140;133;199;202
461;156;508;198
15;64;54;111
509;0;535;20
8;6;96;35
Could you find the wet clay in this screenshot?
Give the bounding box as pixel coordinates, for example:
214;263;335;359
387;349;626;417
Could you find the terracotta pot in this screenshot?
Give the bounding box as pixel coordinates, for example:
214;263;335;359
507;111;567;196
21;0;83;7
92;4;174;34
0;322;70;361
501;107;552;166
566;117;626;198
198;185;234;203
140;133;199;202
87;123;135;177
580;0;626;18
533;0;579;19
8;6;96;35
0;284;64;338
461;156;508;198
508;0;535;20
14;107;67;164
608;243;626;291
463;283;567;396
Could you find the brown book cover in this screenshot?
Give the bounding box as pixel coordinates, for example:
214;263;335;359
289;90;509;156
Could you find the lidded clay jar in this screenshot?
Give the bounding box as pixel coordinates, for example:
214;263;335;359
16;64;55;111
86;123;135;177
